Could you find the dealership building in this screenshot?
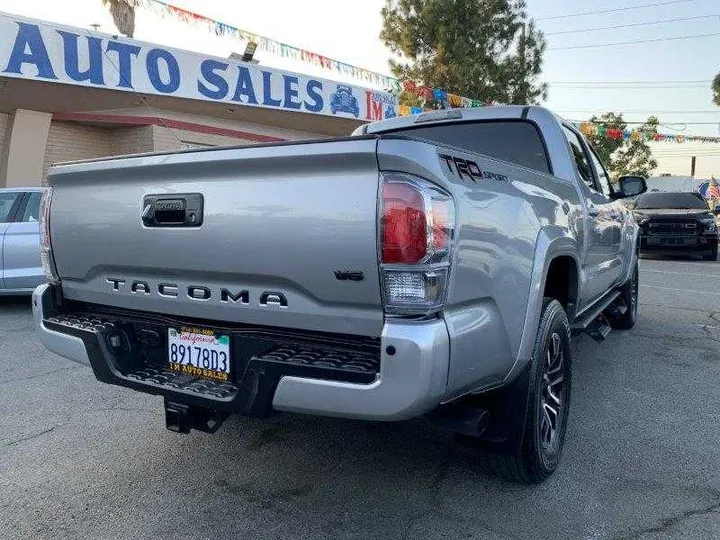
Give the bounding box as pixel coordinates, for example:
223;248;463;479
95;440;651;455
0;12;398;188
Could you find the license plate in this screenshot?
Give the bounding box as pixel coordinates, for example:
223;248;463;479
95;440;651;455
168;327;230;382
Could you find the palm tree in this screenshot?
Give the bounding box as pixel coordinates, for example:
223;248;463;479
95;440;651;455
101;0;136;38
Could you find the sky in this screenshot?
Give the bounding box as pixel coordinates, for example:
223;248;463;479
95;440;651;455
0;0;719;177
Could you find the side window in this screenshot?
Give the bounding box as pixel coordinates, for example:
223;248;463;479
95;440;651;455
21;192;42;222
586;145;613;198
0;192;20;223
561;125;596;191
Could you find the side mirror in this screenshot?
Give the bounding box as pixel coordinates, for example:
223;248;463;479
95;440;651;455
618;176;647;198
714;205;720;216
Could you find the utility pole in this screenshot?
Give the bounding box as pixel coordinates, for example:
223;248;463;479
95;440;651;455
520;22;527;104
691;156;697;178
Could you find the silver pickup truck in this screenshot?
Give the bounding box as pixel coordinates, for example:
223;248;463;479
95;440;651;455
33;106;646;483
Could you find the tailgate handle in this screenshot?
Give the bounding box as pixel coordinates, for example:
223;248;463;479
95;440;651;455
142;194;204;227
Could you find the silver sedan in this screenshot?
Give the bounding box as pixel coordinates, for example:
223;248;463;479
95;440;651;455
0;187;46;295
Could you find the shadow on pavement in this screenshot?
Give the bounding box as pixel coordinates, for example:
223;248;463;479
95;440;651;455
0;295;32;308
640;253;717;263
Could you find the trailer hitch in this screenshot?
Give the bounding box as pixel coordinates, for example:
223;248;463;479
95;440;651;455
164;399;229;434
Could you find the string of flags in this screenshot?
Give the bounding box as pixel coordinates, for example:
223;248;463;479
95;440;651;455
577;122;720;144
398;81;485;109
134;0;481;107
135;0;399;88
131;0;718;134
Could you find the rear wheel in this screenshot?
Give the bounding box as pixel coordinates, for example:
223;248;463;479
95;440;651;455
609;261;639;330
703;244;718;261
482;299;572;483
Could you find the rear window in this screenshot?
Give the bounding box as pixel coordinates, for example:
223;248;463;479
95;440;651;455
0;192;20;223
388;121;550;174
21;192;42;222
636;192;708;210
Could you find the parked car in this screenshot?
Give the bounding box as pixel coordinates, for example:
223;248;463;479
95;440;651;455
0;187;45;295
330;85;360;118
633;191;718;260
34;106;645;483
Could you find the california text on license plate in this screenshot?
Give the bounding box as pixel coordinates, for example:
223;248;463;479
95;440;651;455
168;327;231;381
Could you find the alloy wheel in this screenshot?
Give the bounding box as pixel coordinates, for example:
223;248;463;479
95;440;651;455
539;332;566;461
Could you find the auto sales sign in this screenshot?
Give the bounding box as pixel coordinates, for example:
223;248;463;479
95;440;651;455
0;12;398;121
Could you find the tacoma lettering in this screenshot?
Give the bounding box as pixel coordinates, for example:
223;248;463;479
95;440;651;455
106;279;276;307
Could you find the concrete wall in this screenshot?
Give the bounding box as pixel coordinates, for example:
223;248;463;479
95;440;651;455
41;120;270;182
1;109;52;188
35;106;332;183
96;107;324;141
0;113;8;183
152;124;260;153
42;122;112;181
110;125;155;156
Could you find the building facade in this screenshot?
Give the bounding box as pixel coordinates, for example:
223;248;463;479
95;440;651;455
0;12;397;188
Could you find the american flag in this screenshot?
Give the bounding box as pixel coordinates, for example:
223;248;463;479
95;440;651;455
709;183;720;199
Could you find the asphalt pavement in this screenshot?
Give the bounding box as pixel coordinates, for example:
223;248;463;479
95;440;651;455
2;256;720;540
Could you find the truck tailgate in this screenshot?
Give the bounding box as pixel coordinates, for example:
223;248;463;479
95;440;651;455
47;138;384;336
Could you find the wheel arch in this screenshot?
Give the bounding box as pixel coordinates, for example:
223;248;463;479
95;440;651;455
502;228;581;385
542;255;580;320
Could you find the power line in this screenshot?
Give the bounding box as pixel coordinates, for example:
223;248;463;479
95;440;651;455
654;156;720;159
652;149;720;152
557;108;720;114
548;79;711;85
553;84;709;88
545;15;718;36
568;120;720;125
548;31;720;50
536;0;694;21
553;84;709;89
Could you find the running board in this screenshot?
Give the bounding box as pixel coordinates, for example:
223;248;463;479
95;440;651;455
585;320;612;342
571;289;622;340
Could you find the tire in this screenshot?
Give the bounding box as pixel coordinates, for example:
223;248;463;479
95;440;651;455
703;244;718;261
483;298;572;484
609;261;638;330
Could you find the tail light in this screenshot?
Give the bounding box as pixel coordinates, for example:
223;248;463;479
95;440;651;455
39;188;59;283
379;174;455;315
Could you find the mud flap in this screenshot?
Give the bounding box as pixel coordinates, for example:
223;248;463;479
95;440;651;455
456;360;532;455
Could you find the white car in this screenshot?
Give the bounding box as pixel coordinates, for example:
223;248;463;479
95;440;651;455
0;187;46;295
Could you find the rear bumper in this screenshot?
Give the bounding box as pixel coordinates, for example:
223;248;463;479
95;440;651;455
32;284;449;421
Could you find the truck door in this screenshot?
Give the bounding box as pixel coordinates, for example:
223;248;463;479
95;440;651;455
561;126;623;304
584;141;626;286
2;191;44;291
0;191;25;291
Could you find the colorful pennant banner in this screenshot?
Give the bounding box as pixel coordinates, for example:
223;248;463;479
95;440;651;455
135;0;481;108
577;122;720;144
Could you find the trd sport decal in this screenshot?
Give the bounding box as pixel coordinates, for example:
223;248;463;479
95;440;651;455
438;153;509;183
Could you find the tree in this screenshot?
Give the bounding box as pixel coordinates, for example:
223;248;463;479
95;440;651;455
713;73;720;106
587;112;659;180
101;0;136;38
380;0;546;106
